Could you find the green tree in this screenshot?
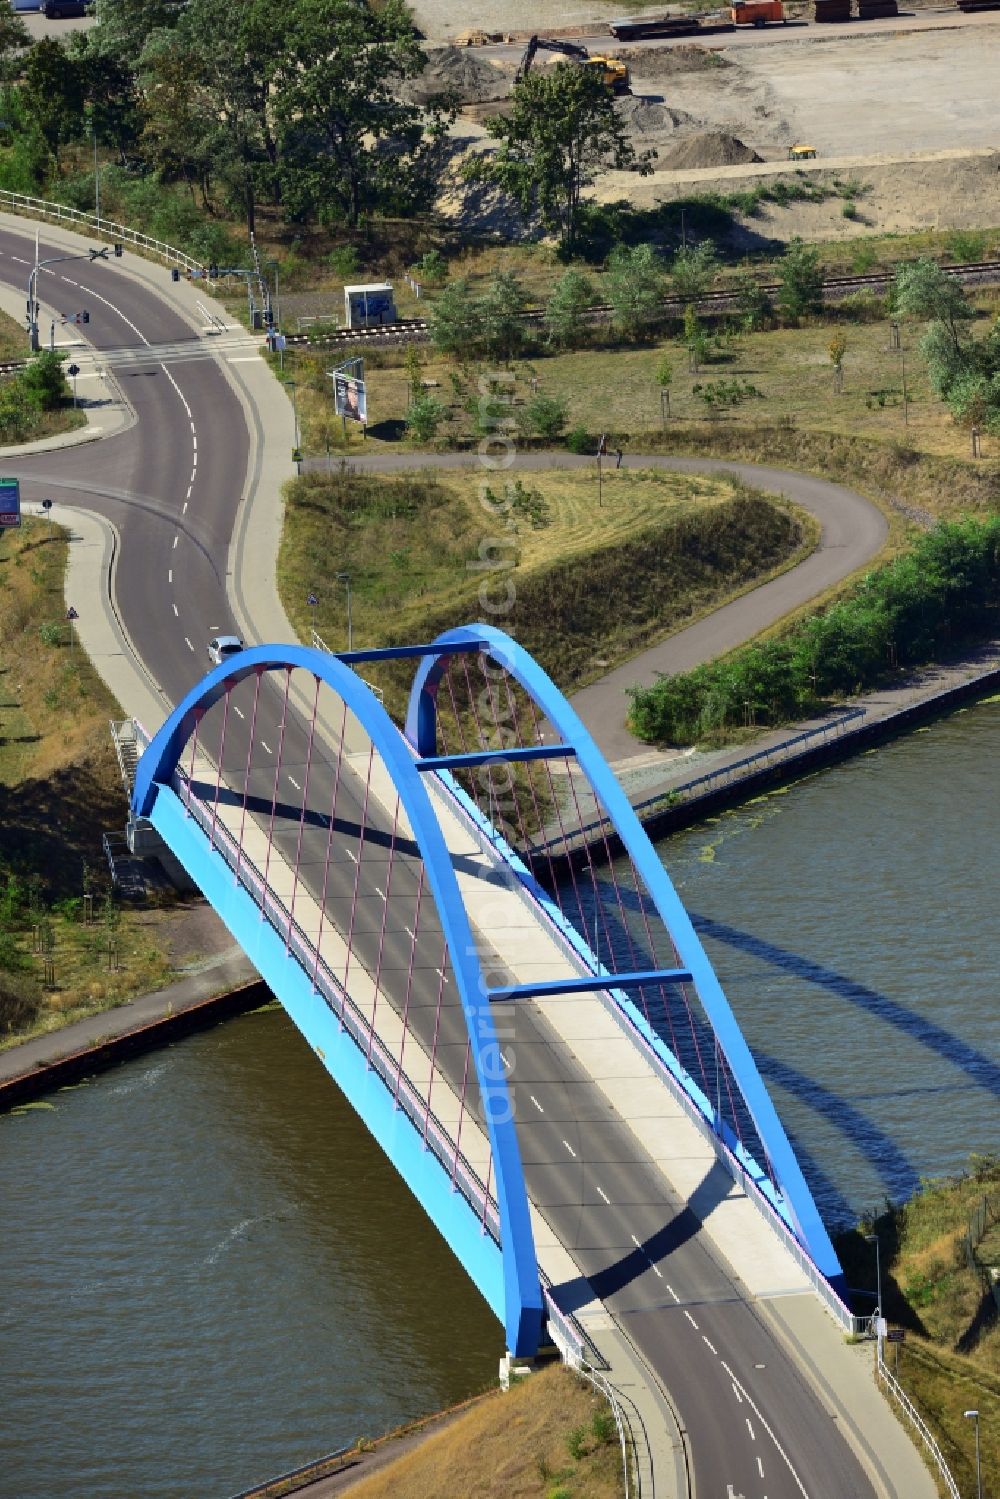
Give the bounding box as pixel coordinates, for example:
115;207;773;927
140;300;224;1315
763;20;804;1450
466;64;651;253
733;268;772;332
671;241;718;304
543;268;594;348
20;351;68;411
0;7;30;82
405;393;446;442
430;279;484;360
480;270;525;361
22;38;85;162
777;238;823;322
274;0;446;230
894;258;975;358
523;392;568;439
138;29;218;200
606;243;663;339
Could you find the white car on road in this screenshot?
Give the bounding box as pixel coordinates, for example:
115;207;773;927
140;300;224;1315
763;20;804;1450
207;635;244;666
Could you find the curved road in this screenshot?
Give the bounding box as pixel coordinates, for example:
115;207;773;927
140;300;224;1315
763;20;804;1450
1;223;897;1499
334;449;888;761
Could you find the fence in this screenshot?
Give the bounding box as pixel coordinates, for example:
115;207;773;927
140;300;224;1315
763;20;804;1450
964;1193;999;1310
875;1341;961;1499
0;189;204;273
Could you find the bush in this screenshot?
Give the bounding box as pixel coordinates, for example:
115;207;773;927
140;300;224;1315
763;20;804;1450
566;1424;588;1460
405;393;446;442
591;1408;617;1444
565;424;592;454
524;392;568;439
21;350;68;411
328;245;361;279
415;248;448;283
777;237;823;322
0;969;42;1036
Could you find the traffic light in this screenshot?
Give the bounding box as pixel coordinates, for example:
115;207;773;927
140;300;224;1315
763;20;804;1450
113;243;123;257
171;268;180;282
82;311;90;324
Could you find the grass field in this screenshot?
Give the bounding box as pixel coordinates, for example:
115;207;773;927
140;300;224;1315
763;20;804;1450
837;1158;1000;1499
0;517;174;1045
278;465;815;708
339;1363;625;1499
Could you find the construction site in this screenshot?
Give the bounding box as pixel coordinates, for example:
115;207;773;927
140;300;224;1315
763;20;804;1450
410;7;1000;243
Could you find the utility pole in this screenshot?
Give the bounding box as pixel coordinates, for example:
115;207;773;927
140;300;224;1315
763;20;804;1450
337;572;353;651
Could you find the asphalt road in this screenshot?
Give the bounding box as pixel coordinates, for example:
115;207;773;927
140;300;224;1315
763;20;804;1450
1;228;881;1496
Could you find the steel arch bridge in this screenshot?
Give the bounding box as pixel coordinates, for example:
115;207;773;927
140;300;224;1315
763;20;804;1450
132;624;845;1357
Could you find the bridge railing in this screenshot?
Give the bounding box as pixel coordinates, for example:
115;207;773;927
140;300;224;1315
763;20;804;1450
167;761;502;1246
434;764;867;1335
875;1341;961;1499
0;189;204;272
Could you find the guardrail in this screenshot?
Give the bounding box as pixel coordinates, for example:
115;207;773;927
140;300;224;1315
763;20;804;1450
224;1443;352;1499
0;189;204;272
875;1341;961;1499
169;763;501;1245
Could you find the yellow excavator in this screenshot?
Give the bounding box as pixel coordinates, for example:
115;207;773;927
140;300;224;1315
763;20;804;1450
515;35;632;96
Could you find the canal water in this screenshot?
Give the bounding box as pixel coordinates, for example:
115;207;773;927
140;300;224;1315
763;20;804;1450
1;698;997;1497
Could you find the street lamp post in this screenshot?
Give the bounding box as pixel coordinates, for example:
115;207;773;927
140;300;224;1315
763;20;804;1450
964;1410;982;1499
865;1232;883;1343
27;245;120;353
337;571;353;651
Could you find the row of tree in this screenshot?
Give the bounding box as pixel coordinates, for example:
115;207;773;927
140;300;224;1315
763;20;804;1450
627;516;1000;744
894;258;1000;434
0;0;453;233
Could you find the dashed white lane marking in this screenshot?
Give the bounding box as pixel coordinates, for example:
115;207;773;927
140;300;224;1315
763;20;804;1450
172;603;178;617
172;535;178;548
287;775;301;791
562;1139;577;1158
631;1232;664;1279
186;484;193;499
190;420;196;434
404;926;416;941
530;1095;544;1113
666;1284;680;1303
182;502;188;514
167;568;172;583
684;1310;699;1329
233;706;245;720
732;1382;743;1404
10;255;28;264
436;967;449;983
702;1335;718;1356
597;1185;610;1204
499;1050;509;1068
346;848;357;863
720;1360;809;1499
757;1456;765;1478
190;467;197;485
260;739;272;754
184;637;193;652
746;1418;756;1442
374;885;386;900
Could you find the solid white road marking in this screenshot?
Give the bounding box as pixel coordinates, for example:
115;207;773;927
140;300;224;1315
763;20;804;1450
562;1139;576;1158
597;1185;610;1204
684;1311;698;1329
530;1095;544;1113
720;1361;809;1499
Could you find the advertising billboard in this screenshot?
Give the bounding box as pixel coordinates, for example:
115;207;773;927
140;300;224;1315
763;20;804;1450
335;374;367;424
0;477;20;529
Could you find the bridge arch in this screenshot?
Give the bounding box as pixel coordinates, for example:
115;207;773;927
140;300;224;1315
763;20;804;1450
132;643;543;1355
406;623;845;1291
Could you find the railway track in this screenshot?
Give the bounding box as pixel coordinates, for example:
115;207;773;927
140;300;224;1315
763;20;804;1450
2;259;998;375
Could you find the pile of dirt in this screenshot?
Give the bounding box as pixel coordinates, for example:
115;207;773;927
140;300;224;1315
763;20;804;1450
405;45;510;105
616;43;731;75
658;131;763;169
614;97;695;139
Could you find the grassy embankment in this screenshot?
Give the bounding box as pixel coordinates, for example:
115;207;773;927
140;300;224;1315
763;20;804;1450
278;466;816;716
0;519;176;1049
329;1362;624;1499
837;1158;1000;1499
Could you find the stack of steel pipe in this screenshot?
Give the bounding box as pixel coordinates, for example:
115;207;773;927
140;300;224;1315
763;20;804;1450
814;0;852;19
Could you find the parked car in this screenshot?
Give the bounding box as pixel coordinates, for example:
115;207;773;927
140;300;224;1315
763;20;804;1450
41;0;90;16
207;635;244;666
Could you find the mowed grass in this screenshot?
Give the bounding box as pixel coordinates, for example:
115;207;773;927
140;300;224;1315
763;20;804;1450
339;1363;625;1499
0;518;173;1045
278;466;815;708
837;1158;1000;1499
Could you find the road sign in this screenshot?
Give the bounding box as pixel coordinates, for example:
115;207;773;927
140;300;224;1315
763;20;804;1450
66;606;79;621
41;498;52;511
307;592;318;607
886;1328;905;1343
0;476;20;528
67;363;80;378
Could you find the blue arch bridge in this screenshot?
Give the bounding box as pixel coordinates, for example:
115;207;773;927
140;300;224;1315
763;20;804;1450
129;625;855;1360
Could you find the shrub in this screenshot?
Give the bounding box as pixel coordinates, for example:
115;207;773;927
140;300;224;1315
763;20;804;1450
21;350;68;411
0;970;42;1035
405;393;446;442
415;248;448;283
565;424;592;454
591;1407;617;1444
328;245;361;280
524;392;569;439
566;1424;588;1460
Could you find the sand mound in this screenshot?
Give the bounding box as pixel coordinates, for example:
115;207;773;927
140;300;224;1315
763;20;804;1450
658;131;763;169
614;97;695;139
405;46;510;105
615;43;732;75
